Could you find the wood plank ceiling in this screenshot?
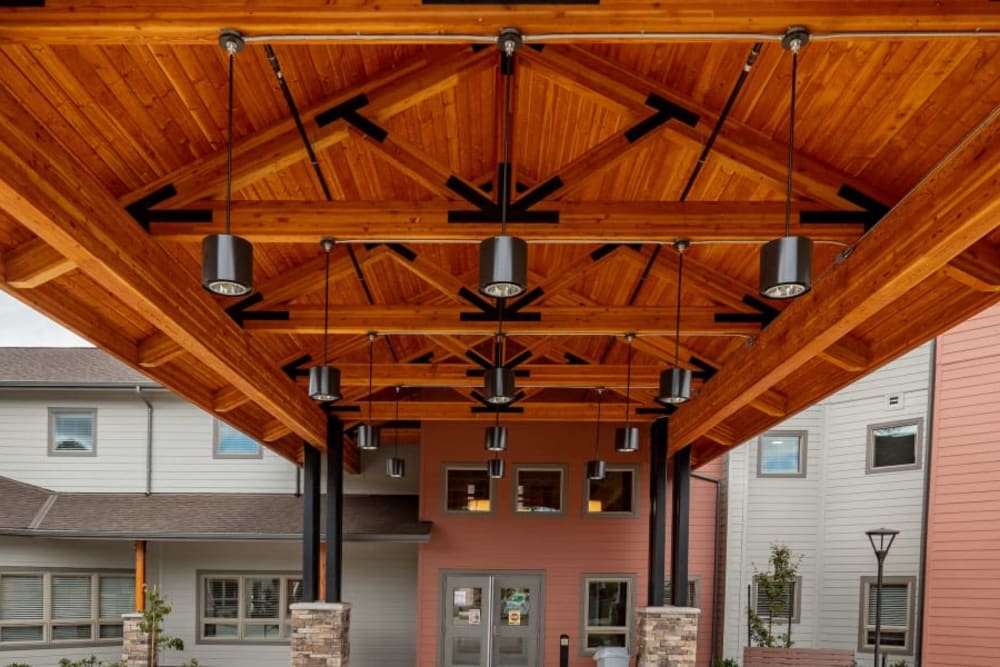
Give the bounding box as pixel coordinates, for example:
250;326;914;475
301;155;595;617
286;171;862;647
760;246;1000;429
3;2;1000;469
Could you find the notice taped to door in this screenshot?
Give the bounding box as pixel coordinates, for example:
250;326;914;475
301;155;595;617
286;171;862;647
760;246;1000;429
508;610;521;625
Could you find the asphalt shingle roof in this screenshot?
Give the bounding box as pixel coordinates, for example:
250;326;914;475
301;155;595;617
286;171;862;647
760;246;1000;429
0;348;153;386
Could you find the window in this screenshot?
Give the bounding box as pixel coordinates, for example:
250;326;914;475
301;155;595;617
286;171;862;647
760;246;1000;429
514;465;564;513
858;577;915;654
757;431;806;477
753;576;802;623
214;421;262;458
0;571;133;646
444;466;492;513
199;573;301;642
582;576;633;653
586;467;636;516
48;409;96;456
867;420;922;473
664;575;700;608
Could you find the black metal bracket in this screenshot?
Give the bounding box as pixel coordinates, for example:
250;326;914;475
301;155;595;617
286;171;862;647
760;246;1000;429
714;294;780;329
799;185;891;232
124;184;213;231
315;94;388;142
689;356;717;382
281;354;313;380
469;389;526;414
323;404;362;414
638;404;677;416
223;292;289;327
625;94;700;143
564;352;589;365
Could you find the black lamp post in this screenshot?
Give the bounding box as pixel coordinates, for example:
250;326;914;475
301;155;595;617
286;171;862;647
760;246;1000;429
866;527;899;667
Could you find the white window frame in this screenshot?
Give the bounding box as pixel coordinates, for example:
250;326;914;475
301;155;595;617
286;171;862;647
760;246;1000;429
866;419;922;474
513;464;566;515
584;465;638;517
197;572;302;644
580;574;635;655
752;575;803;624
213;420;263;459
48;408;97;457
441;464;494;514
857;576;916;655
0;570;133;648
756;430;807;478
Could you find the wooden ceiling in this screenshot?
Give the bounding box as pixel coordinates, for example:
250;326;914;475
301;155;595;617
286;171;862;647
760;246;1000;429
3;2;1000;469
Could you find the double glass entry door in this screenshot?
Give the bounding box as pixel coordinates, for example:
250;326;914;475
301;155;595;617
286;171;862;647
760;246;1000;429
442;573;543;667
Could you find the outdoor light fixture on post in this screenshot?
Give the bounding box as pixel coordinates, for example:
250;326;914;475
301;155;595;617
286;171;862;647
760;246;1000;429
356;332;380;450
866;527;899;667
385;385;405;478
759;27;813;299
615;332;640;452
587;388;607;480
479;28;527;299
308;239;341;403
202;30;254;297
657;239;692;405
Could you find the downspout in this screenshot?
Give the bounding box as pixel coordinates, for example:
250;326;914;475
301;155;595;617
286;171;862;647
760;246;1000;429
692;471;722;666
135;386;154;496
916;339;937;666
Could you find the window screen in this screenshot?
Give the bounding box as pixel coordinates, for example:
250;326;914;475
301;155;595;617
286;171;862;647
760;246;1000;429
216;422;261;457
50;410;95;453
758;432;805;476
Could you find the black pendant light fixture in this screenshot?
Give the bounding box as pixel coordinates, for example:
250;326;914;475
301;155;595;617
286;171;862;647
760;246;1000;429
484;300;516;404
614;333;640;453
657;239;692;405
385;385;405;478
203;31;254;297
586;388;607;480
760;28;813;300
485;404;507;478
480;29;527;299
308;239;341;402
356;332;380;450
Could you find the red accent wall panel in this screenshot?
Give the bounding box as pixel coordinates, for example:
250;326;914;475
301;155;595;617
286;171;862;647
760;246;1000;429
923;304;1000;666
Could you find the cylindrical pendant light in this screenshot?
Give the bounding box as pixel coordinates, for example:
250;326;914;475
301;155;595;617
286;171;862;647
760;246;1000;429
357;332;380;450
586;388;607;481
657;239;692;405
484;365;516;405
614;332;640;453
484;425;507;452
385;385;405;479
488;458;505;479
760;28;813;300
586;459;607;481
309;239;341;402
203;31;253;297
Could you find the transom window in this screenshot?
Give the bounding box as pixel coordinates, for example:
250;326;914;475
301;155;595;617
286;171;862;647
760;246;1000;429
586;467;636;516
514;466;564;513
48;409;97;456
859;576;915;654
214;421;262;458
444;466;492;513
757;431;806;477
867;420;922;473
582;576;633;653
0;571;133;645
199;574;301;642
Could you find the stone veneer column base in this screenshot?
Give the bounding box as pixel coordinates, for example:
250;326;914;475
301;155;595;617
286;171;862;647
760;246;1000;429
122;613;154;667
635;606;701;667
290;602;351;667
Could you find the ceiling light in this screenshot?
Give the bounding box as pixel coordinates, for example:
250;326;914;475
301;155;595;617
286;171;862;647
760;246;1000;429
385;385;405;479
488;458;505;479
357;332;380;450
485;424;507;452
656;239;692;405
203;31;253;297
615;332;640;453
484;364;516;405
586;387;607;481
760;28;813;300
308;239;341;402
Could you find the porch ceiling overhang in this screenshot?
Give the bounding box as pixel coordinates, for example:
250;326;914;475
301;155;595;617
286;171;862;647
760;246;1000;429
3;2;1000;469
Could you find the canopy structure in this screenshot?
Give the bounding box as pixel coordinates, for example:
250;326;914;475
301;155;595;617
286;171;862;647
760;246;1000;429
3;2;1000;469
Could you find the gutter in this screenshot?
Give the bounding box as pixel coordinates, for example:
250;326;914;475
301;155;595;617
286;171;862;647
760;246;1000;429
0;528;431;543
916;339;937;666
135;386;154;495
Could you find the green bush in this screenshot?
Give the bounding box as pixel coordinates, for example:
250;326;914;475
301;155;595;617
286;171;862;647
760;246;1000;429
713;660;740;667
5;662;32;667
58;658;123;667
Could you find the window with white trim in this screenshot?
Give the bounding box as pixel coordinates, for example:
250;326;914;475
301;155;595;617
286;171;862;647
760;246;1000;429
757;431;806;477
867;420;921;473
48;409;97;456
199;574;301;642
214;421;262;458
858;576;915;654
582;576;633;653
0;571;133;646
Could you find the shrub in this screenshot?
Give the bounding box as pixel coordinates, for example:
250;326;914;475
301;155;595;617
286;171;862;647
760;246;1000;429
713;660;740;667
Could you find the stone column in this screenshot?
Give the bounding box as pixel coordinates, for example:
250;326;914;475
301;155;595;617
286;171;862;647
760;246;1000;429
122;612;154;667
635;606;700;667
290;602;351;667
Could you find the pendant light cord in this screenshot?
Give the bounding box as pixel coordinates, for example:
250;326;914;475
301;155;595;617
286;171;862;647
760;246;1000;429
366;333;375;424
623;334;633;426
674;249;684;367
500;56;513;235
225;49;235;236
593;388;604;455
784;49;798;238
322;243;331;365
393;385;401;457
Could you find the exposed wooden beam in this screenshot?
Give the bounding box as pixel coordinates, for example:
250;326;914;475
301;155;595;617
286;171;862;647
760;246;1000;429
245;305;759;336
150;200;862;243
354;129;470;201
137;331;186;368
0;83;329;450
317;362;665;388
3;238;75;289
669;97;1000;454
942;239;1000;291
4;3;1000;45
820;335;872;372
335;400;659;422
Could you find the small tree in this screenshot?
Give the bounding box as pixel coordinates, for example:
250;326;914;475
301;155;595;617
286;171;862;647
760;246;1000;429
748;544;802;648
138;587;196;667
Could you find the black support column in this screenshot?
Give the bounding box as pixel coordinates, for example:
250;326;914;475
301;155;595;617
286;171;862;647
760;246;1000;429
648;417;668;606
325;414;344;603
302;442;321;602
670;445;692;607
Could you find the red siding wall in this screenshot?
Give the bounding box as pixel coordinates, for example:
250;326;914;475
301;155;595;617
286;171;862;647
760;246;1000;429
415;421;718;667
923;304;1000;665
